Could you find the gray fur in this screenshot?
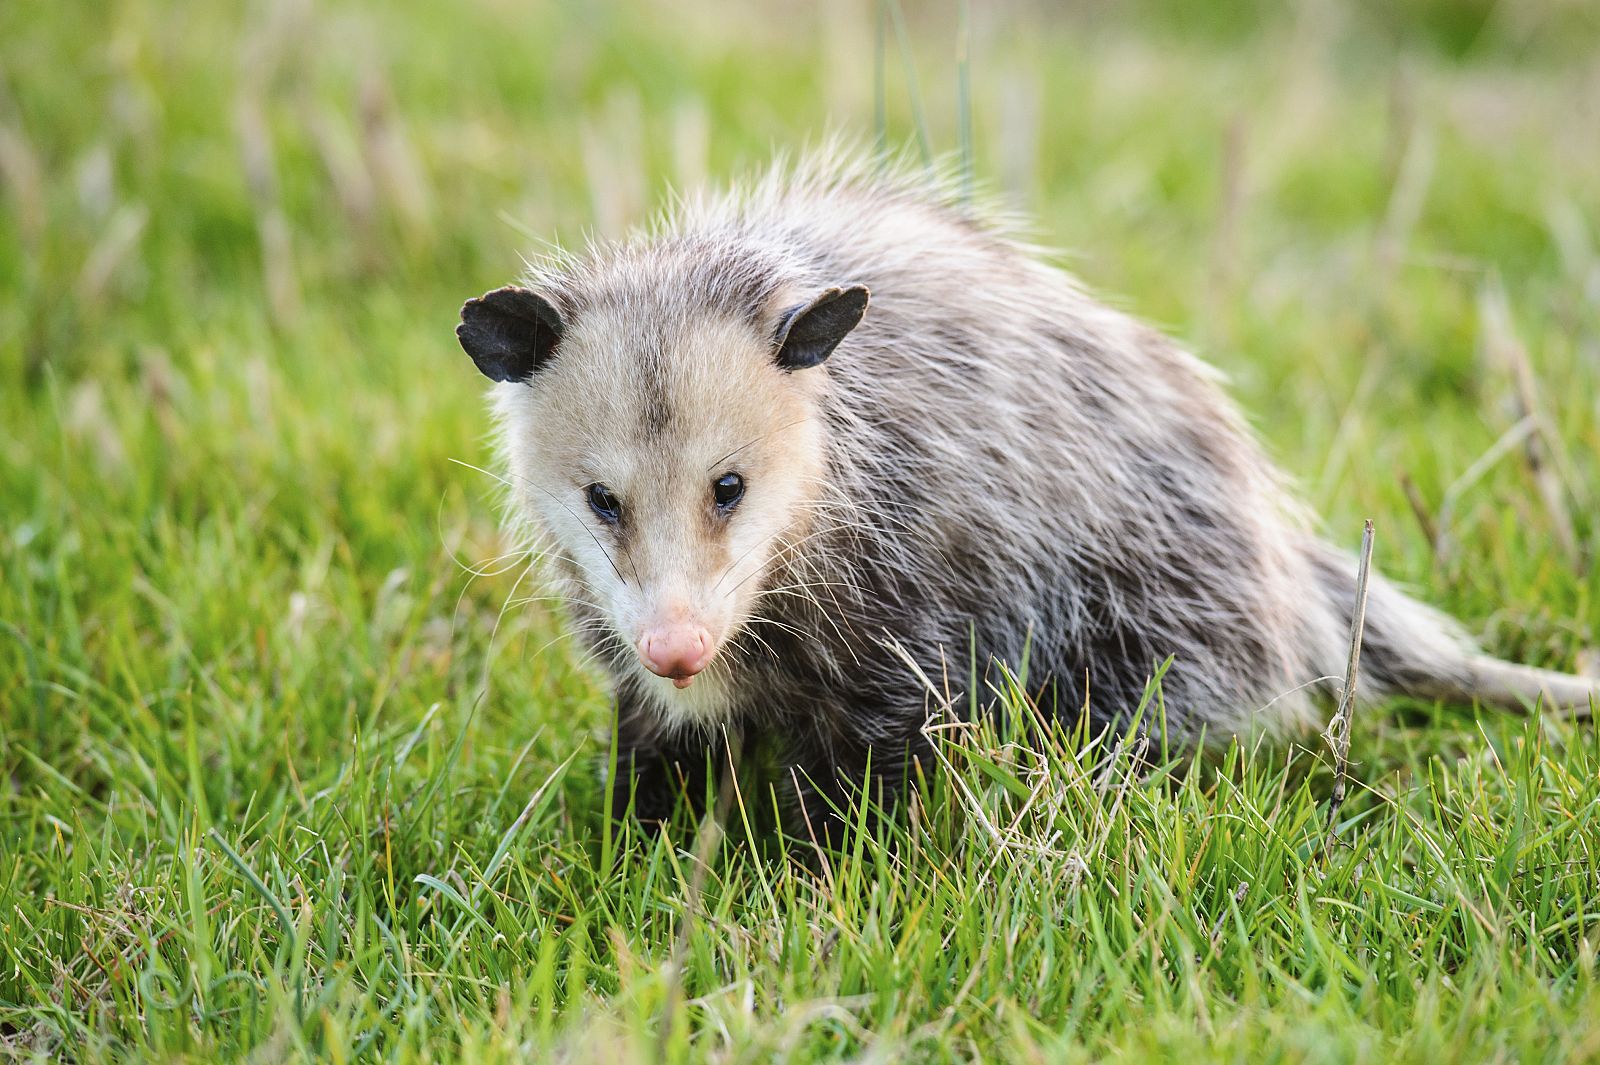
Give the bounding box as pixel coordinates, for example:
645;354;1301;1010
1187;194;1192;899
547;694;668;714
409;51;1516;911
461;148;1596;826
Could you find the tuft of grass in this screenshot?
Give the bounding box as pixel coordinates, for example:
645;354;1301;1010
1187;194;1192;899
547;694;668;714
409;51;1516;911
2;0;1598;1061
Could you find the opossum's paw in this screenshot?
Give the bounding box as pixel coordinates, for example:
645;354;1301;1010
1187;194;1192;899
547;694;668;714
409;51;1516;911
785;766;884;854
607;754;712;834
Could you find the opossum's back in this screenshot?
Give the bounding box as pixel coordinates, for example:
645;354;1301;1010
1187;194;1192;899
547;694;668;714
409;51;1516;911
732;183;1232;438
741;183;1327;727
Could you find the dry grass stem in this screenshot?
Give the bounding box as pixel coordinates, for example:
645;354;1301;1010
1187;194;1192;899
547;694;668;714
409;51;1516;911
1323;519;1374;858
657;730;743;1061
1477;279;1580;568
1397;469;1439;561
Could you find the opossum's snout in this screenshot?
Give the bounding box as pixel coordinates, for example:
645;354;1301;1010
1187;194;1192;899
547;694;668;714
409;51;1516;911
635;612;715;688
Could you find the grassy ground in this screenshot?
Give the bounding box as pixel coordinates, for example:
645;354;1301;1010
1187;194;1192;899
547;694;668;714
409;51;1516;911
4;1;1600;1060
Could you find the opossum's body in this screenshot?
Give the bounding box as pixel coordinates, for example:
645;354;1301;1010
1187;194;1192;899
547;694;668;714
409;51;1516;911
457;152;1596;828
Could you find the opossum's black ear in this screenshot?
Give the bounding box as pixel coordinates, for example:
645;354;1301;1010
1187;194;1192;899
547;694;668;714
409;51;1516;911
457;286;564;382
772;285;869;371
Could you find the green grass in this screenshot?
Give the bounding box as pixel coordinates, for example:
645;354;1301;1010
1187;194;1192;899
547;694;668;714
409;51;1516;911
4;1;1600;1060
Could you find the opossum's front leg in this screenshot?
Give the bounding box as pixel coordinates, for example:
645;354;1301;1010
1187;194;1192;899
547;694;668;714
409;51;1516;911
784;730;931;848
607;694;724;829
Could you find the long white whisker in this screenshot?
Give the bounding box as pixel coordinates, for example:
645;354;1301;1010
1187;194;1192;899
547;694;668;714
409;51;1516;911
449;456;633;585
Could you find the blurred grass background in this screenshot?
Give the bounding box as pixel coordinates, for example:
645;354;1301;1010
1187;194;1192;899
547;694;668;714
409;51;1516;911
3;0;1600;1061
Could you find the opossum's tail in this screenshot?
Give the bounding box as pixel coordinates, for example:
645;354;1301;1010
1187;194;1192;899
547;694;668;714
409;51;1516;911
1307;541;1596;718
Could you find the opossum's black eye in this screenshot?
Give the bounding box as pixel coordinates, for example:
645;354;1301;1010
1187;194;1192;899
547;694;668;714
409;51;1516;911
713;473;744;511
586;483;621;524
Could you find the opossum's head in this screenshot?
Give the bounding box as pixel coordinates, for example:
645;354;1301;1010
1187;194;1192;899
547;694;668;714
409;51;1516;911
456;279;867;711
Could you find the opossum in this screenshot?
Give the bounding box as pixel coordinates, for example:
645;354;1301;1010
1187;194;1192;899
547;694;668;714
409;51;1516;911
455;150;1597;831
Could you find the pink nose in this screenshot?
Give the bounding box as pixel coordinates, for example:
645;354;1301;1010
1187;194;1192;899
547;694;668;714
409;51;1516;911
637;625;714;688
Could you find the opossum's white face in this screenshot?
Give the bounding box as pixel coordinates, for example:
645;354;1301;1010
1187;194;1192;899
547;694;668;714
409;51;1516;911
458;282;867;722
